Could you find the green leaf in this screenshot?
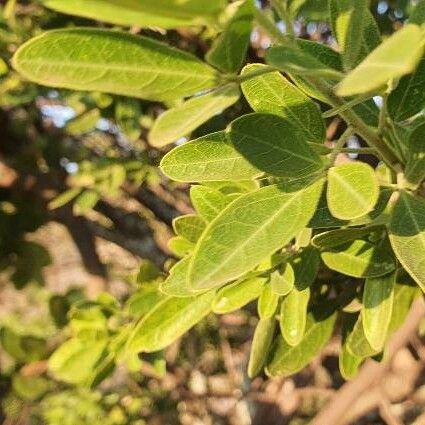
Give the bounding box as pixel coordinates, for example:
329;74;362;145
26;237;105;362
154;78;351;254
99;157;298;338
212;277;266;314
149;84;240;147
168;237;194;258
266;307;337;377
12;375;50;401
190;185;233;222
226;113;323;178
248;318;276;378
127;283;165;316
312;226;383;249
327;162;379;220
361;271;395;351
280;287;310;346
41;0;221;28
329;0;380;70
48;338;108;385
410;0;425;25
271;264;295;296
66;109;100;136
241;63;326;144
173;215;206;244
405;122;425;186
388;57;425;122
160;257;194;297
389;191;425;292
73;190;100;215
258;284;280;319
188;179;324;290
346;315;380;358
289;39;344;103
206;0;254;73
127;290;216;353
339;314;363;380
160;131;262;182
12;28;219;102
115;98;141;142
48;187;82;210
388;272;419;334
336;24;425;97
321;240;395;278
266;44;343;80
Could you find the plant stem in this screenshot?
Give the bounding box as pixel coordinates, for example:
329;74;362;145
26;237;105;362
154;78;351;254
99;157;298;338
378;93;388;136
328;127;354;166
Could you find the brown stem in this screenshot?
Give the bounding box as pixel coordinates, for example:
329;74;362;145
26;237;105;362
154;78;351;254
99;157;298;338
311;297;425;425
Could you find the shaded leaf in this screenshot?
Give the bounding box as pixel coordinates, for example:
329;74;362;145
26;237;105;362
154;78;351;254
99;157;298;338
226;113;323;178
271;264;295;296
173;215;206;244
160;131;262;182
149;84;240;147
190;185;233;222
405;122;425;185
241;63;325;144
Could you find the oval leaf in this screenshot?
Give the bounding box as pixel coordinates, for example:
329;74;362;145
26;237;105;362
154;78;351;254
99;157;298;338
258;284;280;319
190;185;233;222
336;24;425;96
241;63;325;144
248;318;276;378
149;84;240;147
361;271;395;351
327;162;379;220
321;240;395;278
12;28;219;102
127;291;216;353
188;179;324;290
173;215;206;244
160;131;262;182
389;191;425;292
226;113;323;178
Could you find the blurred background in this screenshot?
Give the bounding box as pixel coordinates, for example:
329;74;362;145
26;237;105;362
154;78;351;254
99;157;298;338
0;1;424;424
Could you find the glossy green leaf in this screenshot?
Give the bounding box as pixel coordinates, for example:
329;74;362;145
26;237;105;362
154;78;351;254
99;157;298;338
267;307;337;377
12;29;219;102
405;122;425;185
212;277;266;314
258;284;280;319
312;226;383;249
327;162;379;220
329;0;380;70
271;264;295;296
248;318;276;378
127;290;215;353
266;44;343;80
173;215;206;244
149;84;240;147
346;316;380;358
280;287;310;346
321;240;395;278
48;338;108;385
362;272;395;351
188;179;324;290
160;131;262;182
388;57;425;122
41;0;222;28
336;24;425;96
240;64;325;144
389;191;425;292
226;113;323;178
206;0;254;73
190;185;233;222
